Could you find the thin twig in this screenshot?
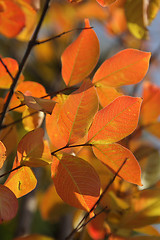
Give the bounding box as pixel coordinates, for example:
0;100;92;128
0;57;15;81
0;0;51;130
51;143;92;155
65;158;128;240
35;27;93;45
0;165;22;178
1;111;38;129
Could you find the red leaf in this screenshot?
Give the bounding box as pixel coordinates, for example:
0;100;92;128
61;19;100;86
92;143;142;185
92;49;151;88
88;96;142;144
51;153;100;213
0;184;18;223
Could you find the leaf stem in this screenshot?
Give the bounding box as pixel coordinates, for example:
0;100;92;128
65;158;128;240
0;0;51;130
35;27;93;45
51;143;92;155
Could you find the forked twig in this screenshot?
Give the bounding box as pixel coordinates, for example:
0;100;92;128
65;158;128;240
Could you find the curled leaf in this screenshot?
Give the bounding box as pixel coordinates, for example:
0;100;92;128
15;91;56;114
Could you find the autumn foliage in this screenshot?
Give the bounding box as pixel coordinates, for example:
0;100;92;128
1;0;160;240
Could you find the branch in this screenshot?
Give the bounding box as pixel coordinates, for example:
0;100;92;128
0;57;15;81
0;0;51;130
35;27;93;45
51;143;93;155
65;158;128;240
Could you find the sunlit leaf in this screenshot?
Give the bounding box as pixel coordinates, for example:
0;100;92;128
15;91;56;114
58;79;98;144
46;94;69;151
17;128;52;167
22;108;44;131
88;96;142;144
95;85;122;107
51;153;100;213
92;143;142;185
96;0;116;7
61;19;100;86
5;165;37;198
0;141;6;169
0;58;19;89
92;49;151;88
14;234;54;240
0;0;25;38
0;184;18;223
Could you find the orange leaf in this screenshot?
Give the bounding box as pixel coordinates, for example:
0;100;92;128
92;49;151;88
61;19;100;86
58;79;98;144
95;85;122;107
0;58;19;89
0;184;18;223
51;153;100;213
88;96;142;144
96;0;116;7
0;141;6;169
46;94;69;150
15;91;56;114
92;143;142;185
141;82;160;125
17;128;52;167
0;0;25;38
5;166;37;198
9;81;47;112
